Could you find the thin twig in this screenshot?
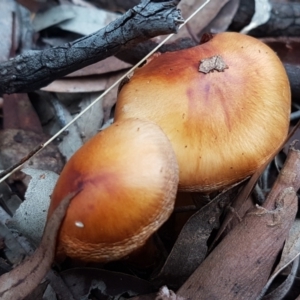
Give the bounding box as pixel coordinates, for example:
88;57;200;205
0;0;183;94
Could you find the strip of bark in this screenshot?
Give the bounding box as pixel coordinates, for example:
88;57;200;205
177;145;300;300
0;191;78;300
0;0;183;94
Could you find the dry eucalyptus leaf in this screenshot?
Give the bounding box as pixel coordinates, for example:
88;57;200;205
0;0;15;62
3;93;43;134
0;181;22;218
75;92;104;143
45;270;76;300
32;4;76;32
16;0;50;13
41;77;108;93
178;187;298;299
277;219;300;273
61;267;153;299
0;221;27;265
0;184;33;260
53;103;83;160
0;207;11;231
175;0;230;42
260;257;299;300
0;192;77;300
71;0;96;8
0;129;64;181
8;169;59;245
57;5;120;35
67;56;131;77
258;219;300;298
199;0;240;36
42;284;57;300
154;187;239;289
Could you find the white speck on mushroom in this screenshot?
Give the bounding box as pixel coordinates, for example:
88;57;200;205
75;221;84;228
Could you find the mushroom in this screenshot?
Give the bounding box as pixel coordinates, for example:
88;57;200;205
114;32;291;192
48;118;179;262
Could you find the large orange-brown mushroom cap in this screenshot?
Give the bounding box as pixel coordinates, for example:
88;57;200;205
115;32;291;192
48;118;179;262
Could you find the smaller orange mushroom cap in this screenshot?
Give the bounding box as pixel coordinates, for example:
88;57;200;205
114;32;291;192
48;118;179;262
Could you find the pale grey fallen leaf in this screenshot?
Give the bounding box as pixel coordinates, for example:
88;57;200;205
41;77;108;93
67;57;131;77
257;219;300;299
57;6;120;36
8;169;59;245
199;0;240;36
102;71;128;122
32;5;76;32
0;207;11;226
0;180;34;256
175;0;230;42
45;271;76;300
240;0;271;34
54;103;83;160
0;181;22;219
75;93;104;143
0;0;15;62
0;221;27;265
71;0;96;8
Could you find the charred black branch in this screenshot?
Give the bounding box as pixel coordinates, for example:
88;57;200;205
115;37;197;65
0;0;183;94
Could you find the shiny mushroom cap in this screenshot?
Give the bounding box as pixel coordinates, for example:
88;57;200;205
115;32;291;192
48;118;179;262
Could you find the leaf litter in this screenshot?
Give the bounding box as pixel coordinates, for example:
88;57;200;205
1;0;300;299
